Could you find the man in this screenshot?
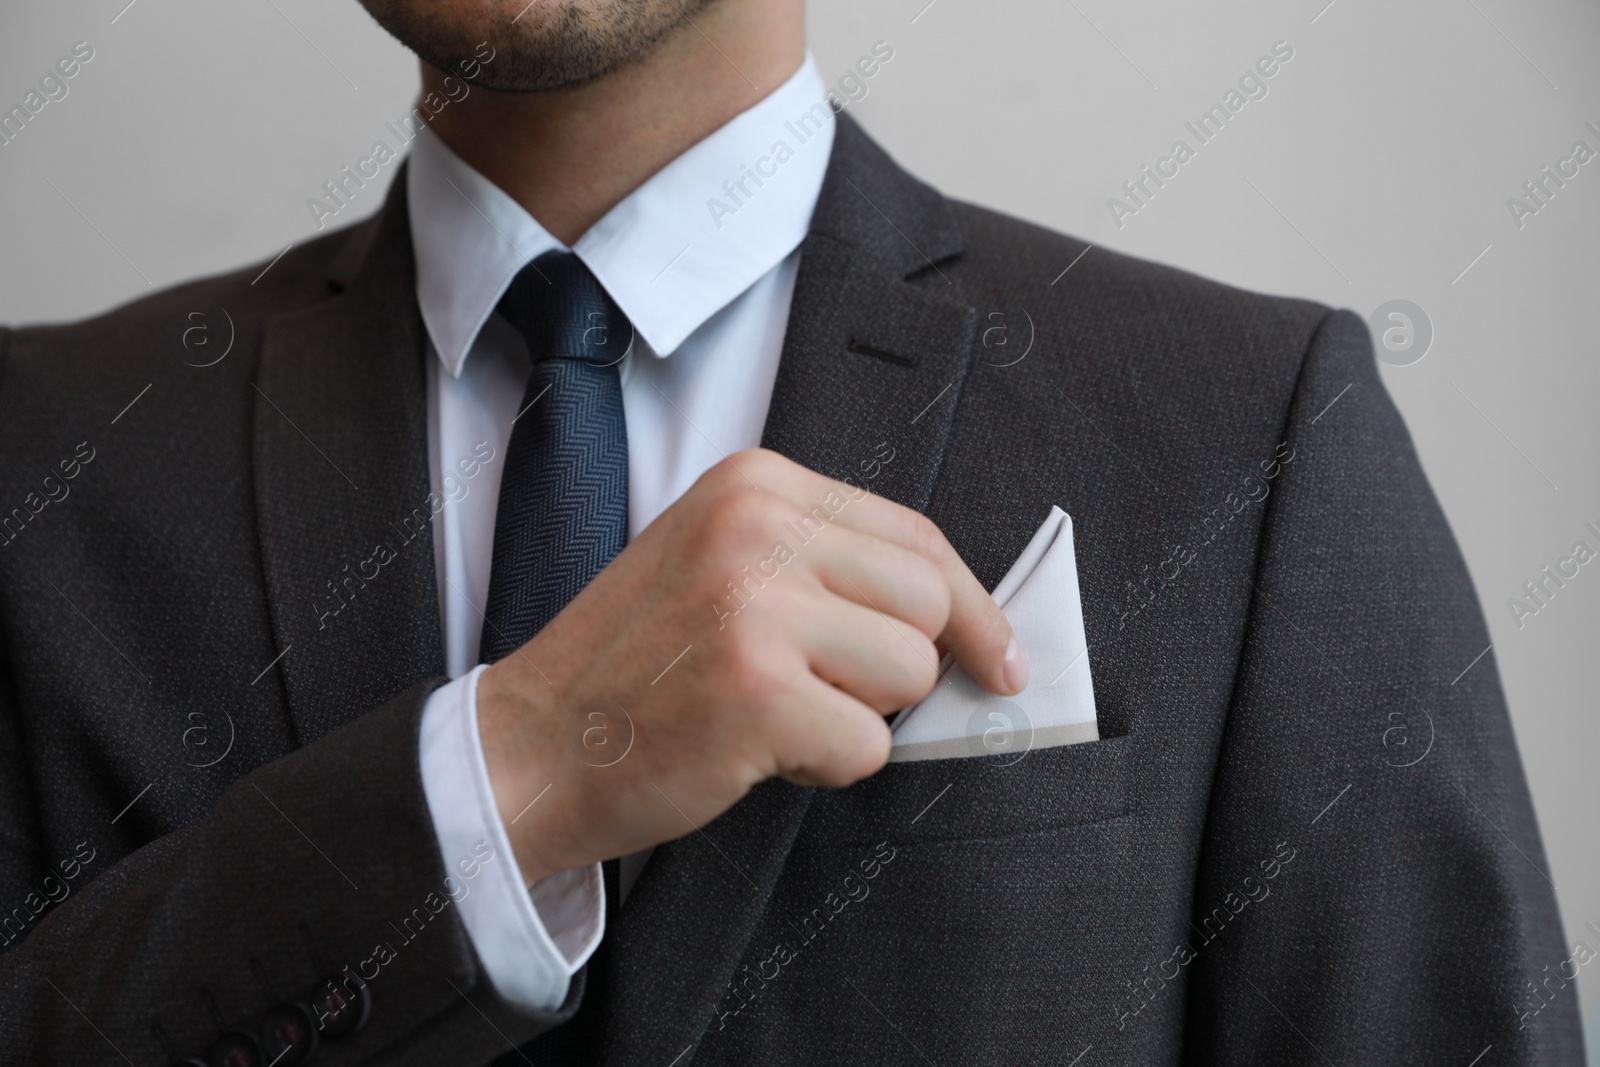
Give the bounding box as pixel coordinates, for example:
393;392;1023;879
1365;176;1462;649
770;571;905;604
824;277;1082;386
0;0;1582;1063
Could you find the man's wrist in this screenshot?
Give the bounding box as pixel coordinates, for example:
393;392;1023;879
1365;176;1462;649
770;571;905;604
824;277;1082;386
477;657;564;886
417;667;603;1010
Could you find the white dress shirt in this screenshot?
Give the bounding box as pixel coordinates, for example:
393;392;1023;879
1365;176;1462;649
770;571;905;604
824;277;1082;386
414;58;836;1012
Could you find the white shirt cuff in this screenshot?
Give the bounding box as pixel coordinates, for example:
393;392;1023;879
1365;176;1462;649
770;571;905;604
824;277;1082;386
418;665;604;1011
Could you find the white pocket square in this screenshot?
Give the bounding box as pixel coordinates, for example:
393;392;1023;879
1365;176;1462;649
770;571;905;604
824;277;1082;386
889;506;1097;762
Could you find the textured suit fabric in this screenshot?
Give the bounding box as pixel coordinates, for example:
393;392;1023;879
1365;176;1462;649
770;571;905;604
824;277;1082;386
479;252;630;663
0;113;1581;1065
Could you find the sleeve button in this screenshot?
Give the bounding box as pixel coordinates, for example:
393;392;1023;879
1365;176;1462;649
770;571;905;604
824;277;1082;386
260;1001;319;1063
206;1031;261;1067
310;977;371;1040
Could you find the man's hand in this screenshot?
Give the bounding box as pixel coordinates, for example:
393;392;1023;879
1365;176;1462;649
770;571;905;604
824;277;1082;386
476;448;1026;885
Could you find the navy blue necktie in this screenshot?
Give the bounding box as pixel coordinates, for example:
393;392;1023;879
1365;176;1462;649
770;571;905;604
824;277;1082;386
484;256;628;1064
479;251;631;664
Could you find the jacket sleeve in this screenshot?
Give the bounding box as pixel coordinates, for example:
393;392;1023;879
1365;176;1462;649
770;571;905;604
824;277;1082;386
1181;310;1583;1065
0;673;581;1066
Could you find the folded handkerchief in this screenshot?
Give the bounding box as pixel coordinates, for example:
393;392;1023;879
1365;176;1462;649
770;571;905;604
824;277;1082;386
889;506;1097;762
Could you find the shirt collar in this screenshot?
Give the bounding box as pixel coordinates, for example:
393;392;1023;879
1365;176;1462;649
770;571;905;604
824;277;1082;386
409;55;835;378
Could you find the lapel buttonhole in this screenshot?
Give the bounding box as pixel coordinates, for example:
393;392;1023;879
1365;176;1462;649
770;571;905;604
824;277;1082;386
846;338;917;368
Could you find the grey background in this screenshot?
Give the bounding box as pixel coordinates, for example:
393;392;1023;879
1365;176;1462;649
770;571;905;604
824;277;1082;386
2;0;1595;1054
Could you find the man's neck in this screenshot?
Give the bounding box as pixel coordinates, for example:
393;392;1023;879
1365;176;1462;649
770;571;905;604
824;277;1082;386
422;3;805;247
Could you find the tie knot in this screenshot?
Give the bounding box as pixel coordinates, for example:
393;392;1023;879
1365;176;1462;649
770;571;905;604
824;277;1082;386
497;250;631;365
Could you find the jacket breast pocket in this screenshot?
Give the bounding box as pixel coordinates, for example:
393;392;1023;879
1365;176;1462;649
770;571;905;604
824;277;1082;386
805;732;1136;847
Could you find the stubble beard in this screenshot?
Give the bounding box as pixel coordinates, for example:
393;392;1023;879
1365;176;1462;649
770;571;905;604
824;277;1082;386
362;0;720;92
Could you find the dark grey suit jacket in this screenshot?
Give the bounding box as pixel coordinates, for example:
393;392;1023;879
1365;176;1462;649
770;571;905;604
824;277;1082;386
0;115;1581;1065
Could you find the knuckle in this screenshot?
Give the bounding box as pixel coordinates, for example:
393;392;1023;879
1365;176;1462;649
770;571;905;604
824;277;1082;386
905;510;949;562
725;447;782;484
864;634;939;712
730;445;775;467
837;720;891;785
698;485;781;557
713;631;783;703
701;451;760;495
896;638;941;699
913;556;954;628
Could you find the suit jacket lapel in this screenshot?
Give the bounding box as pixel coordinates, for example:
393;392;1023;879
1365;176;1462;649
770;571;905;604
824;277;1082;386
253;168;443;745
593;114;979;1064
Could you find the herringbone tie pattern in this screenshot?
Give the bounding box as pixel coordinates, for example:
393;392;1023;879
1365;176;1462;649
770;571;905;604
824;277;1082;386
478;251;631;664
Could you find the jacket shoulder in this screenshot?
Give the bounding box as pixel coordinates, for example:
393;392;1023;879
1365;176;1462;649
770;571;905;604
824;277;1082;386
0;208;384;381
944;199;1337;358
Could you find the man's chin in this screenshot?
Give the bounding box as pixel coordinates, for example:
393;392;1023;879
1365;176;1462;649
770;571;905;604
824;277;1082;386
359;0;714;94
